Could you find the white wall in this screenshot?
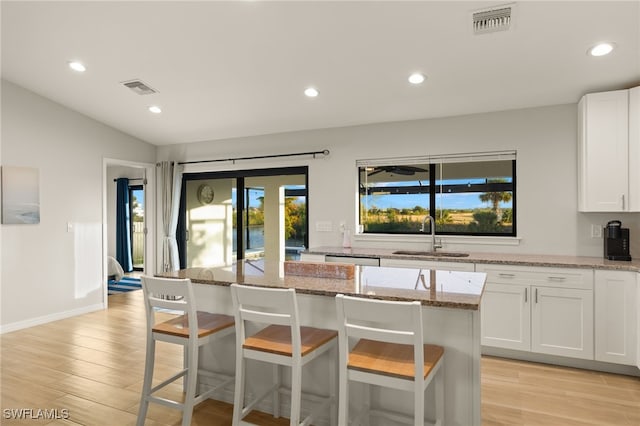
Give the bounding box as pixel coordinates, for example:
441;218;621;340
158;103;639;258
1;80;156;331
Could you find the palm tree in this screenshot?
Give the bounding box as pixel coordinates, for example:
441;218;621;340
479;180;512;222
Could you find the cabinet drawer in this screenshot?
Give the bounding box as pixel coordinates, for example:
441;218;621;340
476;264;593;290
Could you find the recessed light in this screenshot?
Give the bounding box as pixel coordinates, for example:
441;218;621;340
588;42;615;57
408;72;426;84
68;61;86;72
148;106;162;114
304;87;319;98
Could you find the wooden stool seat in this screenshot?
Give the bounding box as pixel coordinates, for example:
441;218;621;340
153;311;234;338
348;340;444;380
243;324;338;357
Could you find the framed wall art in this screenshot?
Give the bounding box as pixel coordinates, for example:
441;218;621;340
1;166;40;224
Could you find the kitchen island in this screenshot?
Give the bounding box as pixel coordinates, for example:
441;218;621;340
159;260;487;426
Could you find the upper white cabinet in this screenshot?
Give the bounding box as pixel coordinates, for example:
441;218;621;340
594;270;637;365
578;87;639;212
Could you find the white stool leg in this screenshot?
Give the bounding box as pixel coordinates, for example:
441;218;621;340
329;343;337;426
182;343;198;426
434;364;444;426
414;378;424;426
273;364;281;418
232;352;246;425
137;337;156;426
290;360;302;425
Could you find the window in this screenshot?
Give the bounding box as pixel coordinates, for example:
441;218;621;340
358;152;516;236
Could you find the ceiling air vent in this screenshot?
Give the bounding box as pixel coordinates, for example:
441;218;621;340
121;79;158;95
472;4;514;35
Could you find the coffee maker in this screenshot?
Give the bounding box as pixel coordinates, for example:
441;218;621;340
604;220;632;261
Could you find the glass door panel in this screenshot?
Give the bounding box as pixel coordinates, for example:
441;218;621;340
129;186;144;271
184;178;237;267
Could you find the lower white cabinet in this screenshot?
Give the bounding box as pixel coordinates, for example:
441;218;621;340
379;257;475;272
532;286;593;360
477;264;594;360
481;282;530;351
594;270;637;365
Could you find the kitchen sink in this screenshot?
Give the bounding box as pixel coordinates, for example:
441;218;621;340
392;250;470;258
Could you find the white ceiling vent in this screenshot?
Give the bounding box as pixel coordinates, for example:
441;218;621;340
121;79;158;95
472;3;514;35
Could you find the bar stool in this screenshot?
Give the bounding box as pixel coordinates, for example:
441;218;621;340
137;276;235;426
230;283;338;426
335;294;445;426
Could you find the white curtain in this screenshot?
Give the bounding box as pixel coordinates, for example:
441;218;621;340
158;161;183;271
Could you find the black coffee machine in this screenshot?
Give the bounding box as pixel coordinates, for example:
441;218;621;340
604;220;632;261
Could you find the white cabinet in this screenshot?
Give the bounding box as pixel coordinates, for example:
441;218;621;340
477;264;594;360
481;282;530;350
380;257;475;272
578;86;640;212
532;286;594;359
595;270;637;365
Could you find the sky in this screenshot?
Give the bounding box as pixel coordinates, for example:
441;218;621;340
363;193;512;210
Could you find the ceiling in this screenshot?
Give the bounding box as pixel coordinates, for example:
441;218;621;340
2;1;639;146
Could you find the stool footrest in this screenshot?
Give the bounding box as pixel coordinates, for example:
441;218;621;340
149;368;187;394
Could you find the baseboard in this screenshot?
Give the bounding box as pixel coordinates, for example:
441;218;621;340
482;346;640;377
0;303;105;334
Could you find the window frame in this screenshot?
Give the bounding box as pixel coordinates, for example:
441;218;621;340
358;155;516;237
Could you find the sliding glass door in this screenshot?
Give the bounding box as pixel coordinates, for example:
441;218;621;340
178;167;308;269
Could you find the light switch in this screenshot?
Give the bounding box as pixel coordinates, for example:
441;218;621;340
67;222;74;233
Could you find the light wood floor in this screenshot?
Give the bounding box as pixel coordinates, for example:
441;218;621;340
1;290;639;425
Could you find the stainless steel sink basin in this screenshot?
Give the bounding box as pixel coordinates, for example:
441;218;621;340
392;250;470;258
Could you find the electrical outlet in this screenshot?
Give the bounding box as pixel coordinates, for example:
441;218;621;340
591;224;602;238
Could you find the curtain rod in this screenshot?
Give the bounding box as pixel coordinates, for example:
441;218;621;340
177;149;330;165
113;177;144;182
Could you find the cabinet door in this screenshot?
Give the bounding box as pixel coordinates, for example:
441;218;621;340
380;258;475;272
481;283;530;351
532;286;594;360
629;86;640;211
595;270;637;365
578;89;629;212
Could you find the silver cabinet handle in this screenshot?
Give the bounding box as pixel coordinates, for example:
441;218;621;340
622;194;626;210
498;273;516;278
547;276;566;282
524;288;528;303
535;288;538;303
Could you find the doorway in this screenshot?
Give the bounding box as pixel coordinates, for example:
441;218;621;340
103;159;155;305
178;166;308;269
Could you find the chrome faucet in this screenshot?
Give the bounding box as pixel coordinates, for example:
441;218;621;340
420;215;442;251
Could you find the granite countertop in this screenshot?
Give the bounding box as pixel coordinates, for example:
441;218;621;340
158;260;486;311
305;246;640;272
